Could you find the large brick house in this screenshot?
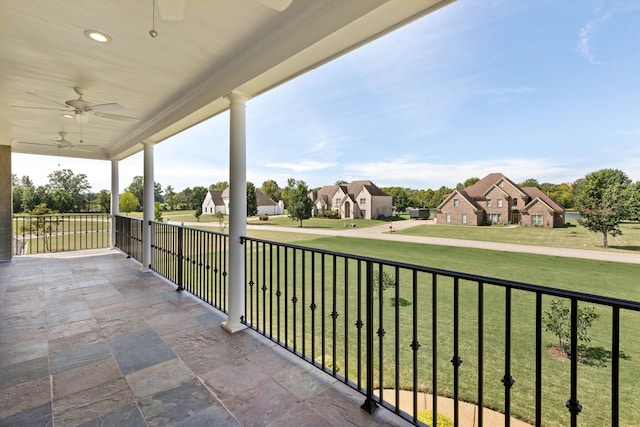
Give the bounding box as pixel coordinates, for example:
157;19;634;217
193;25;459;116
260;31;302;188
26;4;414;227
308;180;392;220
436;173;565;227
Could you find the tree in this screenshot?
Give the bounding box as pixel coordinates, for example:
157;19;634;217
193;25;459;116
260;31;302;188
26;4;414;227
383;187;411;214
154;182;164;203
260;179;281;202
190;186;209;211
126;176;144;208
574;169;631;248
625;181;640;221
543;299;600;355
96;190;111;213
214;211;226;231
456;177;480;190
246;182;258;217
209;181;228;191
154;202;163;222
519;178;540;188
164;186;177;210
47;169;92;212
287;180;313;227
194;206;202;221
280;178;297;208
120;191;139;214
22;203;60;252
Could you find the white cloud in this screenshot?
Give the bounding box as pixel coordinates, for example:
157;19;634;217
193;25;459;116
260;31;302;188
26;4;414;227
577;5;617;64
481;86;538;95
265;160;336;173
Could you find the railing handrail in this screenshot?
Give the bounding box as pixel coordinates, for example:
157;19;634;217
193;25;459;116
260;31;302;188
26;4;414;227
241;235;640;311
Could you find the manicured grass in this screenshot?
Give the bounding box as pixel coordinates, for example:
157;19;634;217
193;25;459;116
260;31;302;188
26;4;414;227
241;231;640;426
397;221;640;253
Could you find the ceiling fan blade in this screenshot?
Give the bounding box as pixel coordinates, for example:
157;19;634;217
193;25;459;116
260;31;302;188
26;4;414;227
15;141;53;147
89;103;123;112
94;112;139;122
26;91;70;108
11;105;68;111
157;0;185;20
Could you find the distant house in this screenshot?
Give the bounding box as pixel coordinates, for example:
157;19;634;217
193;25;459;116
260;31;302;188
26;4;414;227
436;173;565;228
202;188;284;216
308;180;392;220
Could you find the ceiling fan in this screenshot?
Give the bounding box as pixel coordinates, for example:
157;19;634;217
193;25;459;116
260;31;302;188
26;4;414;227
16;131;99;152
12;87;138;122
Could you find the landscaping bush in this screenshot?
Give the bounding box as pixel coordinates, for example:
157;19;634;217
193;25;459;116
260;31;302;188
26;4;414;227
417;409;454;427
259;215;269;221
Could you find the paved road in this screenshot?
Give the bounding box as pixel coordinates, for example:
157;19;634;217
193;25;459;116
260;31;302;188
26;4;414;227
171;218;640;265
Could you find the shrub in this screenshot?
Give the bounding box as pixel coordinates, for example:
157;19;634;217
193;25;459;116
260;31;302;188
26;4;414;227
417;409;454;427
259;215;269;221
543;299;600;354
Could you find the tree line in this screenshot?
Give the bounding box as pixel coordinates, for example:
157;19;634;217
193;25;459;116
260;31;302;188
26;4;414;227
12;169;640;243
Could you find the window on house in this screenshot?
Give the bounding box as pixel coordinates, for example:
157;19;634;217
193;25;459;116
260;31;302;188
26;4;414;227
446;213;451;223
462;213;467;224
513;198;518;206
532;214;543;226
336;199;341;208
360;198;366;205
497;198;503;207
453;199;459;207
497;214;502;223
487;199;492;207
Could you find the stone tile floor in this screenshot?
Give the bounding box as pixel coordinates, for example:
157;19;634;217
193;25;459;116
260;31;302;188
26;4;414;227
0;250;410;426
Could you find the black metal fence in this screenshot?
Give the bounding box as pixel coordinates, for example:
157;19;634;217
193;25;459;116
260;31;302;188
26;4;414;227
12;213;110;255
114;216;143;262
111;218;640;426
240;236;640;427
149;221;229;312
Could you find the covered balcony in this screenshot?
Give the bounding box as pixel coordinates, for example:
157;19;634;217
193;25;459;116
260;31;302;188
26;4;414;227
2;1;639;426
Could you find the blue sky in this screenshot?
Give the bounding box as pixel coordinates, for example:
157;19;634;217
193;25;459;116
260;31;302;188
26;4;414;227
12;0;640;193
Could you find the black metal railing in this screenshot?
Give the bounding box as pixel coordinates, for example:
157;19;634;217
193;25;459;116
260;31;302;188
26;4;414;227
12;213;110;255
240;236;640;427
111;219;639;426
149;221;229;312
114;215;143;262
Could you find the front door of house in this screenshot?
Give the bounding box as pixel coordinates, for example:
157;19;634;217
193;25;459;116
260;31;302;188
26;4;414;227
511;210;521;224
344;201;351;218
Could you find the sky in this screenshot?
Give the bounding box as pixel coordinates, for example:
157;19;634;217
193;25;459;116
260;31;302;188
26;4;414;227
11;0;640;194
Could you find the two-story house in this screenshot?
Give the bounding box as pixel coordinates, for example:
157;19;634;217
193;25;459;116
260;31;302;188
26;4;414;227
436;173;565;227
308;180;392;220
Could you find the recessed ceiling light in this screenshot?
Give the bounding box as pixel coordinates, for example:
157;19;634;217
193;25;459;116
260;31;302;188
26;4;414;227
84;30;111;43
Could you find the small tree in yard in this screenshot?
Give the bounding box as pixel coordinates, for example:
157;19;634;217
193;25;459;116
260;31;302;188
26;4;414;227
214;211;226;231
120;191;139;214
543;299;600;356
154;202;163;222
287;180;313;227
22;203;60;252
194;206;202;222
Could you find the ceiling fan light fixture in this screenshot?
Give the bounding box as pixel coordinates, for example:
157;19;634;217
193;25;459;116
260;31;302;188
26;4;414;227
84;30;112;43
62;113;74;119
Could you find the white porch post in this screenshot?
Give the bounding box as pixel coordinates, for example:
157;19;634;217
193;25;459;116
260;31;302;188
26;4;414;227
110;160;119;249
222;91;248;333
141;142;154;272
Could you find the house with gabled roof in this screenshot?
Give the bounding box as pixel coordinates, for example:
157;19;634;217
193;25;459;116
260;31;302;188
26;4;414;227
202;188;284;216
436;173;565;227
308;180;392;220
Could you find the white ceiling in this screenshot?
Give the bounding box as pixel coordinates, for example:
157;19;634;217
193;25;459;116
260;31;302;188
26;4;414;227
1;0;453;162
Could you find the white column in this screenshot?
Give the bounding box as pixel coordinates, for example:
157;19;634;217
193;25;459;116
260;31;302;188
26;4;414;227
110;160;119;249
222;92;248;333
141;142;154;271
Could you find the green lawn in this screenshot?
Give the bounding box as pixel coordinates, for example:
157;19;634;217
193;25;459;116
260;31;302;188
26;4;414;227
240;231;640;426
397;221;640;253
